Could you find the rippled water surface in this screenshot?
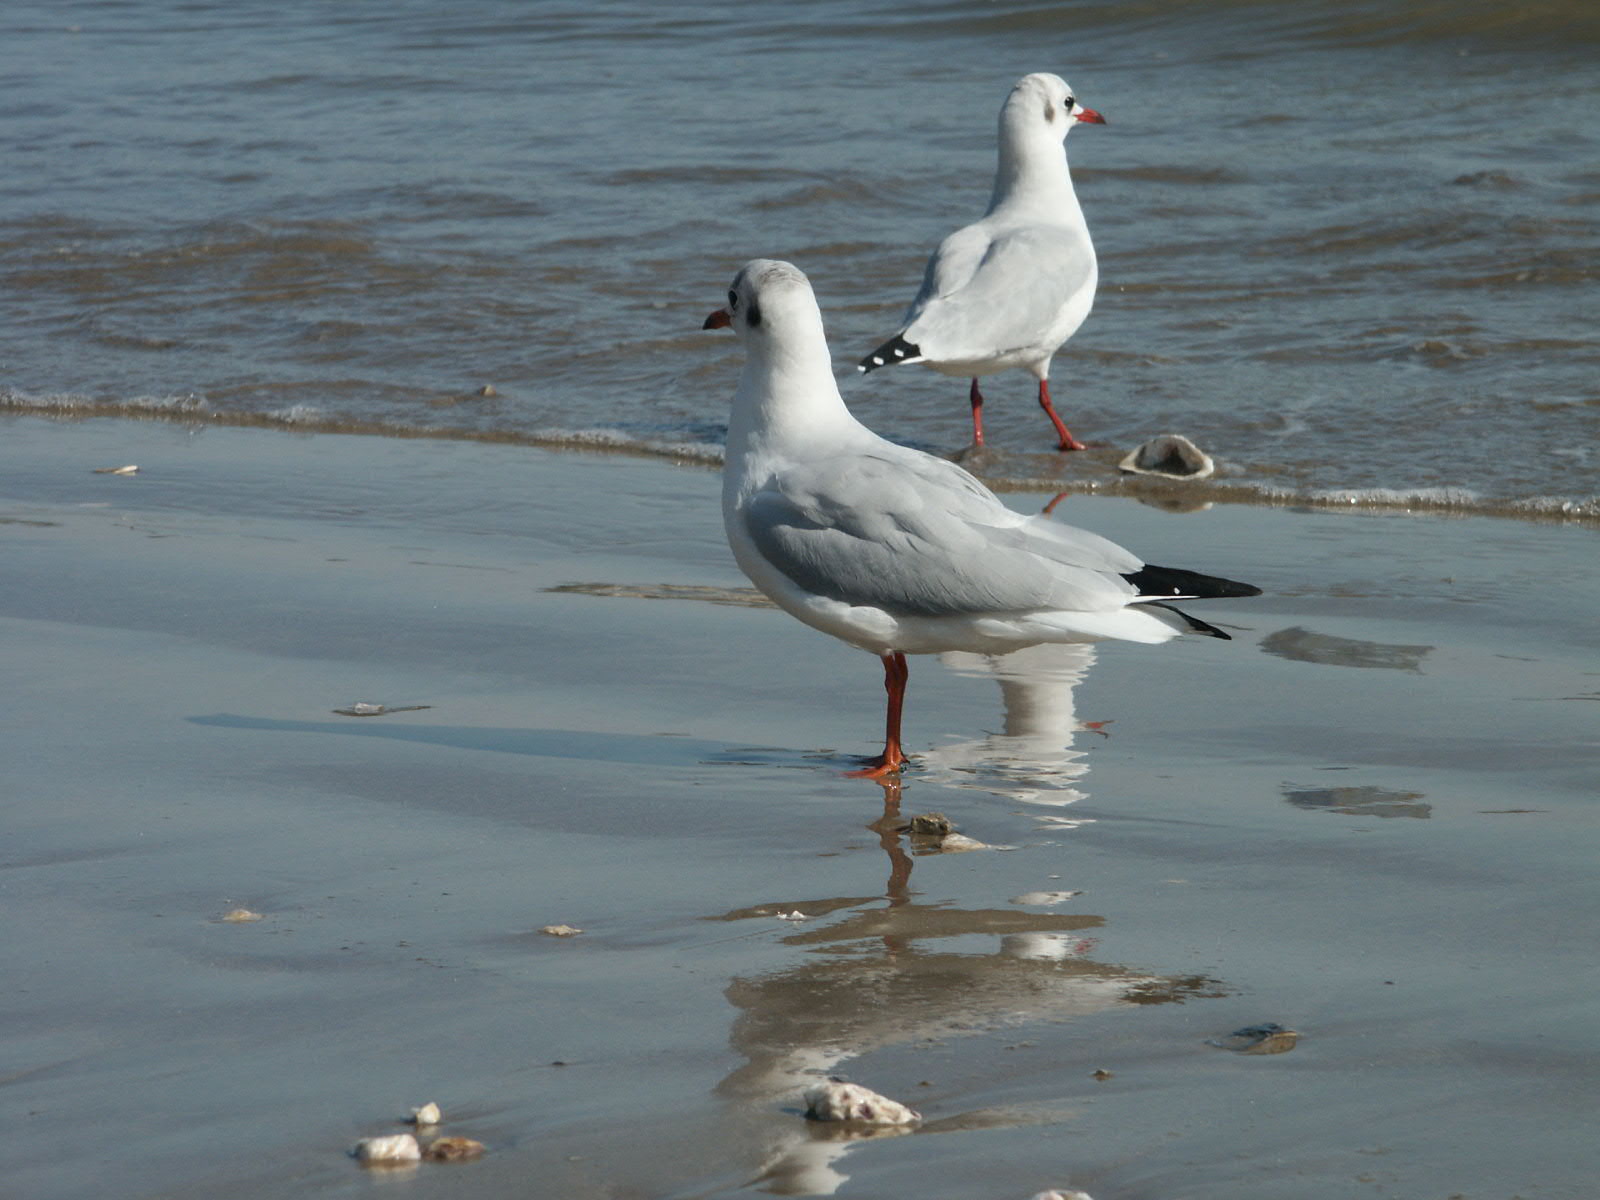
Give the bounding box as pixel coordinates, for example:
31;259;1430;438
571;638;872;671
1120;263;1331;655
1;0;1596;516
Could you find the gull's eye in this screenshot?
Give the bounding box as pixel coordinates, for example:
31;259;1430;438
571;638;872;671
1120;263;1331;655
1065;96;1076;109
728;289;739;310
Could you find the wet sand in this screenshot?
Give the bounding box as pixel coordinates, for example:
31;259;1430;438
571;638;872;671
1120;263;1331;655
2;415;1596;1200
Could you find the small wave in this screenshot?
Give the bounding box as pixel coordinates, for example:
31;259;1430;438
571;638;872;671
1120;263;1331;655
4;393;1593;524
0;387;209;415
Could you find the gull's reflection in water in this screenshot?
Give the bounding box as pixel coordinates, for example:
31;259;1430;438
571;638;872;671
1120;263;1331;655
710;781;1216;1196
920;642;1103;812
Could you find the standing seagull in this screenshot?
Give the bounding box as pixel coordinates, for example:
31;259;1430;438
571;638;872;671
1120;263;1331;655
706;260;1257;777
859;72;1105;452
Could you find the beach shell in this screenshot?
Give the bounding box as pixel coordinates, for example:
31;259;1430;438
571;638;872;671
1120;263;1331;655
539;924;583;937
352;1134;421;1165
775;910;808;921
802;1080;921;1126
332;702;432;717
423;1136;485;1161
408;1102;441;1126
220;908;264;923
1117;434;1214;480
476;384;498;397
92;464;140;475
1010;890;1083;905
1091;1069;1113;1081
1030;1191;1094;1200
1206;1022;1300;1054
935;833;990;852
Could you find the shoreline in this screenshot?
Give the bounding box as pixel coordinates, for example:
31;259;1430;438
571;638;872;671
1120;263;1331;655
5;400;1597;527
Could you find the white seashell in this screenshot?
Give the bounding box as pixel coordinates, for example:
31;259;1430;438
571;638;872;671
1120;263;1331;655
1117;433;1214;480
802;1080;921;1126
539;924;582;937
352;1134;421;1165
1030;1191;1094;1200
331;702;433;717
93;464;139;475
775;911;808;921
409;1102;441;1126
221;908;264;923
935;833;989;852
1010;890;1083;905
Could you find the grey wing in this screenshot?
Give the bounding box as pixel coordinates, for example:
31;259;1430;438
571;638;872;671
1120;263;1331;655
744;453;1135;618
904;225;1095;361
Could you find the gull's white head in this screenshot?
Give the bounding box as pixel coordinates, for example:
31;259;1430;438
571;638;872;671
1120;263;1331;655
702;258;820;344
1003;72;1106;141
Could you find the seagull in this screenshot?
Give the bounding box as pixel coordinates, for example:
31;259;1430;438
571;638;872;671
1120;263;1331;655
705;259;1258;778
859;72;1105;452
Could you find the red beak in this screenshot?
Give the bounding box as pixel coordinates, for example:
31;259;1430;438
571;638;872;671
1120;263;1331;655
1075;107;1106;125
702;308;732;330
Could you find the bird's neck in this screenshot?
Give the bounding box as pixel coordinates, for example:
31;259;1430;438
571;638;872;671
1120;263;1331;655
725;324;859;468
987;131;1082;222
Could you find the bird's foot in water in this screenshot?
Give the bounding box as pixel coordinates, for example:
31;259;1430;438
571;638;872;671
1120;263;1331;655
845;752;910;779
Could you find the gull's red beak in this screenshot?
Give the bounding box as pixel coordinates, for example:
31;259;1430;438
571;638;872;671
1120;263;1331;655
1075;107;1106;125
702;308;732;330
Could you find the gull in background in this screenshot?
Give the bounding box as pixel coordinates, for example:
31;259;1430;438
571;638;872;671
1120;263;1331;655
859;72;1105;452
705;259;1257;778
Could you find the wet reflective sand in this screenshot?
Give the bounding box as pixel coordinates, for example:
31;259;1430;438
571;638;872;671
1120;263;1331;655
2;417;1596;1199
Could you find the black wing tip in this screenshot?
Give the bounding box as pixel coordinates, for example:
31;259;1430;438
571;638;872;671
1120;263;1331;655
1123;564;1262;600
1144;601;1232;640
858;334;921;374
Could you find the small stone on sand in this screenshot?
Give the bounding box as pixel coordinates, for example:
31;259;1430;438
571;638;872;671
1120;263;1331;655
904;812;953;835
221;908;264;923
408;1102;441;1126
423;1136;485;1161
1206;1022;1300;1054
803;1080;920;1126
353;1134;421;1165
476;384;497;397
540;924;583;937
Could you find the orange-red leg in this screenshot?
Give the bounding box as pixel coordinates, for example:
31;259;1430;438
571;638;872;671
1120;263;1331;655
1039;379;1086;451
847;652;909;778
968;379;985;447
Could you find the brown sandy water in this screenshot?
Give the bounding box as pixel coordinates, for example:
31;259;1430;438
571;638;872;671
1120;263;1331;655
1;415;1595;1199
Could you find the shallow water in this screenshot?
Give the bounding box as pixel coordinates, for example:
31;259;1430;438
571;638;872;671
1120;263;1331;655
2;0;1596;517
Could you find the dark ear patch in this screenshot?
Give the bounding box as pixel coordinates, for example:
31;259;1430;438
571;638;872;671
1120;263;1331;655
1044;100;1056;121
746;300;762;328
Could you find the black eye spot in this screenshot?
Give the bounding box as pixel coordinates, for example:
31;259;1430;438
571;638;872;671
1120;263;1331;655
746;300;762;328
727;289;738;310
